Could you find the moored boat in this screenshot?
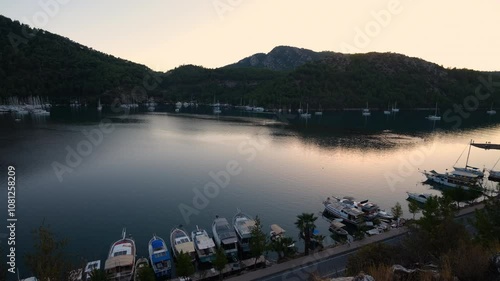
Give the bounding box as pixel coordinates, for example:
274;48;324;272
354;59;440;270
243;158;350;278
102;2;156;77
104;228;136;281
148;234;172;278
84;260;101;280
323;197;365;226
212;216;238;259
329;220;348;236
232;209;255;253
133;258;149;281
270;224;295;247
422;169;481;190
407;192;433;204
191;226;217;263
170;228;196;262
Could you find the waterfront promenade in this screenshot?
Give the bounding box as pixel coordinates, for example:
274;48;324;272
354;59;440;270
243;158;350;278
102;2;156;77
223;202;485;281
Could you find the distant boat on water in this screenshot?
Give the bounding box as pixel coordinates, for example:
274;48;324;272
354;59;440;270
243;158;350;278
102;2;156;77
362;102;371;116
487;103;496;115
426;103;441;121
392;102;399;113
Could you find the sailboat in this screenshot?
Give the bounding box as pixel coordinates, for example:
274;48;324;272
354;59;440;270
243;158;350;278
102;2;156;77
362;102;371;116
97;98;102;111
213;96;221;114
487;103;496;115
384;103;391;115
300;103;311;118
426;103;441;121
391;102;399;113
453;140;485;177
315;104;323;116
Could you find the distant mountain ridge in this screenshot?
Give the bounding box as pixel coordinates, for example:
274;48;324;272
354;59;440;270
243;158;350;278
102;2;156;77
226;45;342;71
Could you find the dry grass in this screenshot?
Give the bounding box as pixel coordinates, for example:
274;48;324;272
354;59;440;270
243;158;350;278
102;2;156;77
367;264;393;281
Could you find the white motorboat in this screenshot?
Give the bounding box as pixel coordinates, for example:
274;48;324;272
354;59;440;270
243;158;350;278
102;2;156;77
212;216;238;259
406;192;433;204
170;228;196;261
232;209;255;253
104;228;136;281
191;226;216;263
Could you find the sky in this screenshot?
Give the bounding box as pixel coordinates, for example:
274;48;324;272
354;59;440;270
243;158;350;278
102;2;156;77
1;0;499;71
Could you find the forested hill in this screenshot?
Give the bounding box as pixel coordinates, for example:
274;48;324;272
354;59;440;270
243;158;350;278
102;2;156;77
1;14;498;108
0;15;154;101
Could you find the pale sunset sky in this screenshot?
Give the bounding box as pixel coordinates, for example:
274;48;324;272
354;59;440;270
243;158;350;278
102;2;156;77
1;0;499;71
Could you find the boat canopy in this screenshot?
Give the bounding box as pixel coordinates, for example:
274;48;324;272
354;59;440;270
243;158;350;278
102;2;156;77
152;239;164;250
235;217;255;235
175;242;195;254
270;224;285;235
331;221;346;229
195;235;215;250
104;255;134;269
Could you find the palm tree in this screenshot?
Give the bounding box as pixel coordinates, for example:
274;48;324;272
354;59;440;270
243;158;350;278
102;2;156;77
295;213;317;255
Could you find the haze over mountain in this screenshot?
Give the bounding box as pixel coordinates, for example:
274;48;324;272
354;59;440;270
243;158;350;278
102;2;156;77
0;15;498;109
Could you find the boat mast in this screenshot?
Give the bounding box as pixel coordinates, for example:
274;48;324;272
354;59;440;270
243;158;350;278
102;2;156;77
465;139;473;168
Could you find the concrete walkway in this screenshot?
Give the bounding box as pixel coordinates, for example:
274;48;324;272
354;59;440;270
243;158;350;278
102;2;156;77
226;202;486;281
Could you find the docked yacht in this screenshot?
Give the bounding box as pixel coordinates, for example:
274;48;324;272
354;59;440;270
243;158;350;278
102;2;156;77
323;198;365;226
212;216;238;259
422;169;481;190
148;234;172;278
407;192;433;204
233;209;255;253
104;229;136;281
170;228;196;261
191;226;217;263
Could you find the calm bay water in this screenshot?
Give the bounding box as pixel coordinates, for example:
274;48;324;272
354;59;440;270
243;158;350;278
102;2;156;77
1;107;500;274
